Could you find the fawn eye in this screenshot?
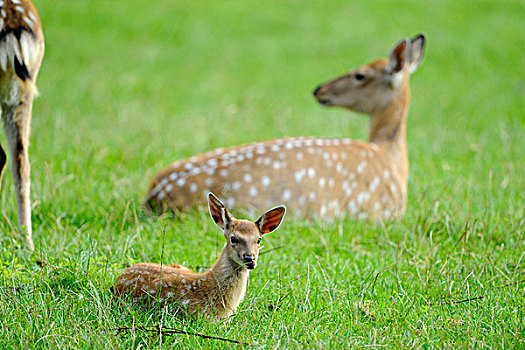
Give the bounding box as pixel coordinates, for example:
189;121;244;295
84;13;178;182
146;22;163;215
230;236;238;245
354;73;365;81
257;238;261;245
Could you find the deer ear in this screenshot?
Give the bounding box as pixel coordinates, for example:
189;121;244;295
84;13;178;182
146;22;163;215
255;206;286;235
386;39;408;74
385;38;409;87
408;34;425;74
208;192;233;230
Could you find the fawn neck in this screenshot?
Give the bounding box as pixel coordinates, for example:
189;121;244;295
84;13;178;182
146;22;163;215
206;243;249;306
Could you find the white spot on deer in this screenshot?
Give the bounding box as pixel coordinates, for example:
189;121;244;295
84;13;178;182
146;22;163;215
308;168;315;178
261;176;271;187
246;152;254;159
336;162;343;173
381;195;388;204
282;189;291;201
369;176;380;192
374;202;381;210
320;205;327;216
315;139;324;146
157;191;166;200
271;145;280;152
331;152;338;160
328;178;335;188
236;154;245;162
263;158;272;166
244;174;252;183
169;172;178;181
309;192;316;201
232;182;241;191
357;192;370;205
273;161;281;170
390;183;397;193
295;169;305;183
160;178;168;186
348;201;358;214
249;186;258;197
207;158;218;167
220;169;228;177
383;209;391;218
184;163;194;171
15;5;24;13
359;212;368;219
189;183;198;193
296;152;303;160
298;196;306;205
165;184;173;193
0;9;5;18
319;178;326;188
384;169;391;179
182;299;190;306
357;162;367;174
205;178;214;187
176;178;186;187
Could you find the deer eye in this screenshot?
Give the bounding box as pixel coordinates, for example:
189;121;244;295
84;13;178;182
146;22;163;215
230;236;238;245
257;238;261;245
354;73;365;81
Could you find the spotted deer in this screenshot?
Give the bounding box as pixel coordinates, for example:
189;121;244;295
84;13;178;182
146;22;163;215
114;192;286;320
146;34;425;221
0;0;45;251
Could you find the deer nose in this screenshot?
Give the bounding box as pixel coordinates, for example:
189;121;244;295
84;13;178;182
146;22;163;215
313;85;322;96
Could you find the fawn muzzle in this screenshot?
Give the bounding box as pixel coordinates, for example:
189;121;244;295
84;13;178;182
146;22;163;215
242;254;256;269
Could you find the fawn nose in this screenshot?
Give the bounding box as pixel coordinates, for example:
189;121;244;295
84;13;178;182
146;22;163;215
243;254;254;263
313;85;322;97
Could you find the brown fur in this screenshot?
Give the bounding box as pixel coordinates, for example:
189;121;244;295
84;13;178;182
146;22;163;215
0;0;44;251
114;193;286;320
145;35;425;222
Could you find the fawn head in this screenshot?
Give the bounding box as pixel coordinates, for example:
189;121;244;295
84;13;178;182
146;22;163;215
313;34;425;114
208;192;286;270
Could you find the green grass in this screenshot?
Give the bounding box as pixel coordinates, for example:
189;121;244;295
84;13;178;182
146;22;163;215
1;0;524;348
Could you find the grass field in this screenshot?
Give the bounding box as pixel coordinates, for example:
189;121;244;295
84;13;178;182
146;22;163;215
0;0;524;348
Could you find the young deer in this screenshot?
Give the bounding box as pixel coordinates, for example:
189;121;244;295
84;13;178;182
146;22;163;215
145;34;425;221
0;0;45;251
114;192;286;320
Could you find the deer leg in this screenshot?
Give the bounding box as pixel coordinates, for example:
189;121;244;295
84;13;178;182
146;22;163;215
2;95;34;251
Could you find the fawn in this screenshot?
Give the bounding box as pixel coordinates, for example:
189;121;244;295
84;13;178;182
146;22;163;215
145;34;425;221
114;192;286;320
0;0;45;251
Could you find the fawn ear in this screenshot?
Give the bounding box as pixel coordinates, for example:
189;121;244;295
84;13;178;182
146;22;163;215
408;34;425;74
255;206;286;235
208;192;233;230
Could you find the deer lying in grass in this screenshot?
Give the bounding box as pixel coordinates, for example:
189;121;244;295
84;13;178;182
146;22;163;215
0;0;45;251
114;192;286;320
145;34;425;221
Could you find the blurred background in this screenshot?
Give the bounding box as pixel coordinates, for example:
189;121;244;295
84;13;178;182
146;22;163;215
0;0;523;247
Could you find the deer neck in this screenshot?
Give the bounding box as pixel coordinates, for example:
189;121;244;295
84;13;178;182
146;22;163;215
368;86;410;178
205;244;249;313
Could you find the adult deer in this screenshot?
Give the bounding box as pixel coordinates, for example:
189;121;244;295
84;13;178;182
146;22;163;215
0;0;44;251
146;34;425;221
114;192;286;320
